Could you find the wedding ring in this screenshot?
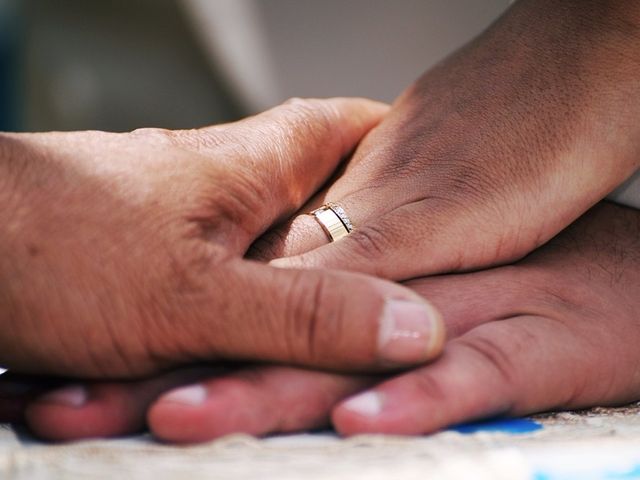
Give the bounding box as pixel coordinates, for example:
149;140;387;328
309;202;354;242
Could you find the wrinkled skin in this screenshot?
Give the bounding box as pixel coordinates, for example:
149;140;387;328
8;202;640;441
0;97;446;379
258;0;640;278
3;0;640;441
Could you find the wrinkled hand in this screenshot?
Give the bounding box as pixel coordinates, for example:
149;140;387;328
6;0;640;442
0;98;447;379
10;202;640;441
254;0;640;279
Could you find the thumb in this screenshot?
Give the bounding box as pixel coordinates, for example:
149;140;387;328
171;259;446;371
201;97;390;244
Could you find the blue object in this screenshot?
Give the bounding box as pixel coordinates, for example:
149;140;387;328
534;464;640;480
451;417;543;435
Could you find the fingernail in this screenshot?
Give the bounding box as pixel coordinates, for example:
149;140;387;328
269;258;290;268
38;385;87;408
342;391;384;417
378;299;442;364
160;384;207;406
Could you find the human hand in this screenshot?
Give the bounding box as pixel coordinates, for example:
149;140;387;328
13;202;640;441
0;98;446;379
8;0;640;440
253;0;640;280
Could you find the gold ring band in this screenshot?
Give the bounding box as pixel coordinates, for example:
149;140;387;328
309;203;354;242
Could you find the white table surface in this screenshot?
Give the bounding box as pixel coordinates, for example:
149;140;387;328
2;404;640;480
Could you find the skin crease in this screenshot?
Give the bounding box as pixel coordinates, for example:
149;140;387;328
12;202;640;441
254;0;640;279
4;0;640;440
0;97;448;379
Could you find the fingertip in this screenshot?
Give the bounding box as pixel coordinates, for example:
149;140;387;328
376;294;447;368
148;387;211;443
35;385;88;408
23;368;222;442
230;261;445;372
332;384;431;436
26;386;129;441
331;390;387;436
148;379;268;443
156;384;207;407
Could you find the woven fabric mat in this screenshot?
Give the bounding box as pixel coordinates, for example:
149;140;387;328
2;404;640;480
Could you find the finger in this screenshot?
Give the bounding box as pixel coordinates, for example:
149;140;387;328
332;313;631;435
11;265;520;438
256;244;534;340
404;201;640;337
404;266;541;338
167;258;447;373
271;200;506;280
206;98;389;243
149;366;377;443
248;212;327;262
24;367;219;441
18;265;511;441
247;156;397;262
247;117;408;262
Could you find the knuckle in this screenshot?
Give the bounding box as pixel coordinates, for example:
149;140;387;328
223;173;270;230
347;223;391;260
410;371;450;404
446;164;491;200
282;96;321;110
283;96;309;106
515;267;585;317
173;129;228;153
279;98;333;138
456;328;523;400
129;127;176;146
130;127;227;154
282;97;319;117
536;281;581;314
187;168;268;239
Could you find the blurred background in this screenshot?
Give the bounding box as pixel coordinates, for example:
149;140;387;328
0;0;510;133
